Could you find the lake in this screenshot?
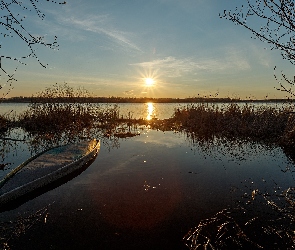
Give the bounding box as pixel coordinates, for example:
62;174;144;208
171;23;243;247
0;101;292;119
0;102;183;120
0;103;295;249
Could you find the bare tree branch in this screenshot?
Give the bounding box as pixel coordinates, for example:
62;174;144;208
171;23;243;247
221;0;295;97
220;0;295;63
0;0;66;99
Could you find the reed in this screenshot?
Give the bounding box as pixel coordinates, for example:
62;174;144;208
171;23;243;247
7;88;295;149
0;114;11;133
18;83;97;133
171;103;293;144
0;115;7;129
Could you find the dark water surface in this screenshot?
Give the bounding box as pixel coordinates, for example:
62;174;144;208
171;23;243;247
0;126;294;249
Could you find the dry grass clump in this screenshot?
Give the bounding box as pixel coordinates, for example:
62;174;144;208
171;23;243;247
0;115;8;132
184;185;295;249
18;83;97;133
0;114;13;134
172;103;292;143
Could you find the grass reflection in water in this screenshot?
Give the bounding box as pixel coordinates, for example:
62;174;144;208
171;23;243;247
1;100;295;249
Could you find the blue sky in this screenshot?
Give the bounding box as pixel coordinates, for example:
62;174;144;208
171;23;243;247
1;0;293;98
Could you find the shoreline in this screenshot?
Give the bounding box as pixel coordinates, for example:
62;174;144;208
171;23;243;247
1;97;295;104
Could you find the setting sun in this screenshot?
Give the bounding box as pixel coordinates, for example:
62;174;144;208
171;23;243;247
145;78;155;86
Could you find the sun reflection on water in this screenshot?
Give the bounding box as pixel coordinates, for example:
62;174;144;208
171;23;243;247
146;102;154;120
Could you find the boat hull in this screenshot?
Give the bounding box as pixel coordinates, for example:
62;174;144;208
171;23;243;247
0;139;100;206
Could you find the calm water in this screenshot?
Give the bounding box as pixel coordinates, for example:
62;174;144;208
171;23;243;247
0;103;295;249
0;101;293;119
0;102;184;120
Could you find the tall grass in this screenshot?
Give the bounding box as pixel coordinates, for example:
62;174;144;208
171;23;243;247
15;83;126;147
0;115;8;132
18;83;97;133
0;114;13;134
4;87;295;149
171;103;294;145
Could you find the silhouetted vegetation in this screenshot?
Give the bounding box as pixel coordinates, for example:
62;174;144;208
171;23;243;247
0;112;15;135
18;83;99;134
2;84;295;149
171;103;293;145
3;88;295;250
2;97;295;149
0;115;9;133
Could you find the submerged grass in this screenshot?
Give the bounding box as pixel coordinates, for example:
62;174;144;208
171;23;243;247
2;83;295;149
0;115;9;132
17;83;106;135
3;96;295;249
19;104;97;133
4;98;295;149
184;180;295;249
0;113;16;135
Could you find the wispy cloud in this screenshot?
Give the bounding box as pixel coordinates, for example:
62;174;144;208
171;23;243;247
123;90;134;95
131;51;250;77
249;44;271;68
57;14;141;52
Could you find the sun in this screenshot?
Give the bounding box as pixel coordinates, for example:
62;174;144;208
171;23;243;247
145;78;155;86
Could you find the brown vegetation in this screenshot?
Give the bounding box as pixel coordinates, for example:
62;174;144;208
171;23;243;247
18;83;97;133
170;103;294;145
0;115;11;134
3;86;295;149
16;99;295;149
0;116;7;131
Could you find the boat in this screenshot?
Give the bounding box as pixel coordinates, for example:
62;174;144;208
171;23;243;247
0;139;100;206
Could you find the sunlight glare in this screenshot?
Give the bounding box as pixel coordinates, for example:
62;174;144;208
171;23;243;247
146;102;154;120
145;78;155;86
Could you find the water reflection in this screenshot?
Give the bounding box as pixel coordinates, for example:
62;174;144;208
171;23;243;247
0;126;122;174
0;205;50;247
146;102;154;120
1;127;295;249
2;102;295;249
181;131;295;249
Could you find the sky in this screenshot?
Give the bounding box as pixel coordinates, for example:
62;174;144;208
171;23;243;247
1;0;294;99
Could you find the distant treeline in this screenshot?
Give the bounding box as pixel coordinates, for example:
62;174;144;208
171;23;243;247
1;96;294;103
